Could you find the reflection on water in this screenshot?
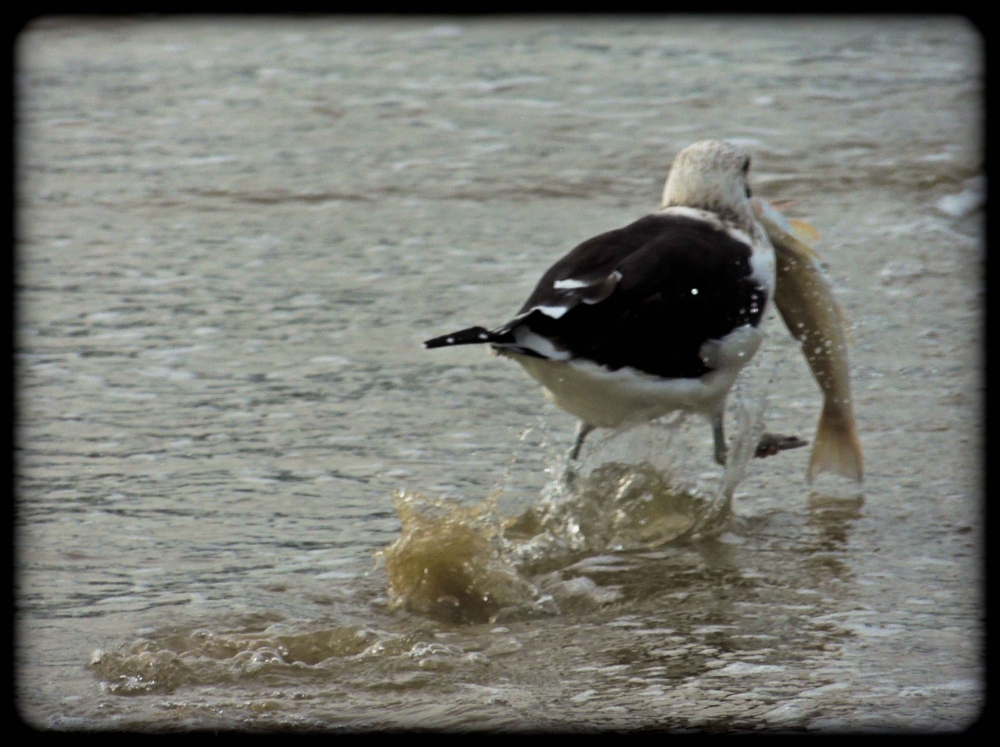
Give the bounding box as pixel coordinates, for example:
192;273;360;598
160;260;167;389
807;492;865;549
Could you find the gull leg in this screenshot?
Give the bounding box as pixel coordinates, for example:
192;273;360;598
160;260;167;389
568;421;594;461
712;413;728;466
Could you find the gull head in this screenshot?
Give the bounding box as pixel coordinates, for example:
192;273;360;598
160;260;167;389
661;140;756;225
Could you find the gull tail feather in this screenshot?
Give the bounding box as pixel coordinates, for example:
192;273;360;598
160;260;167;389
807;402;864;483
424;326;515;349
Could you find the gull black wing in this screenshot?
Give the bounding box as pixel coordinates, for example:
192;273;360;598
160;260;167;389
423;214;673;350
511;215;767;378
514;214;678;319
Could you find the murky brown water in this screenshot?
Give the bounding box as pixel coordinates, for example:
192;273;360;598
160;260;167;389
16;17;983;731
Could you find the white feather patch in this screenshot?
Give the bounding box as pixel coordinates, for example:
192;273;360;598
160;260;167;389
658;205;723;230
536;305;570;319
511;327;571;360
553;278;592;290
698;323;763;371
748;239;776;298
725;226;753;247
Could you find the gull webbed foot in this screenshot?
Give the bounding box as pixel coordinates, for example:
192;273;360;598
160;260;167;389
754;433;808;458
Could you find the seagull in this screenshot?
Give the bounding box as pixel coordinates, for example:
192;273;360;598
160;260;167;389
425;140;789;465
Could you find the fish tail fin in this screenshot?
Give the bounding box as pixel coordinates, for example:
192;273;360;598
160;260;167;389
807;402;864;483
423;326;514;349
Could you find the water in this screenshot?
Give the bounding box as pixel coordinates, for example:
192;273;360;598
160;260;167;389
16;17;983;730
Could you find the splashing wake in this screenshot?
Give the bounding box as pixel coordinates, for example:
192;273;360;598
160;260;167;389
381;362;772;624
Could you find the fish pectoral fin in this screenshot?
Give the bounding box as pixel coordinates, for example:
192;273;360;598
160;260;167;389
788;219;821;246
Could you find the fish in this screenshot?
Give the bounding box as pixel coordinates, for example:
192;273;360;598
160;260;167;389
752;197;864;483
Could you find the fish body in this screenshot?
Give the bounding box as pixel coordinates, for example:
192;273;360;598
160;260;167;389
752;198;864;483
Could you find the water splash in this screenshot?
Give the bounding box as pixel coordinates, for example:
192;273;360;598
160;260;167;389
381;360;772;623
87;620;487;696
379;490;538;624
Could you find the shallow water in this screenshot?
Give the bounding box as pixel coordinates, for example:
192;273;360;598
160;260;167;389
16;17;983;731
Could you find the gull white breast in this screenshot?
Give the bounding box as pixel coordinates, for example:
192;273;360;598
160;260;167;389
425;140;776;464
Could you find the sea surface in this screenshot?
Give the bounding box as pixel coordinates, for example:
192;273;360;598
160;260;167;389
16;17;983;731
